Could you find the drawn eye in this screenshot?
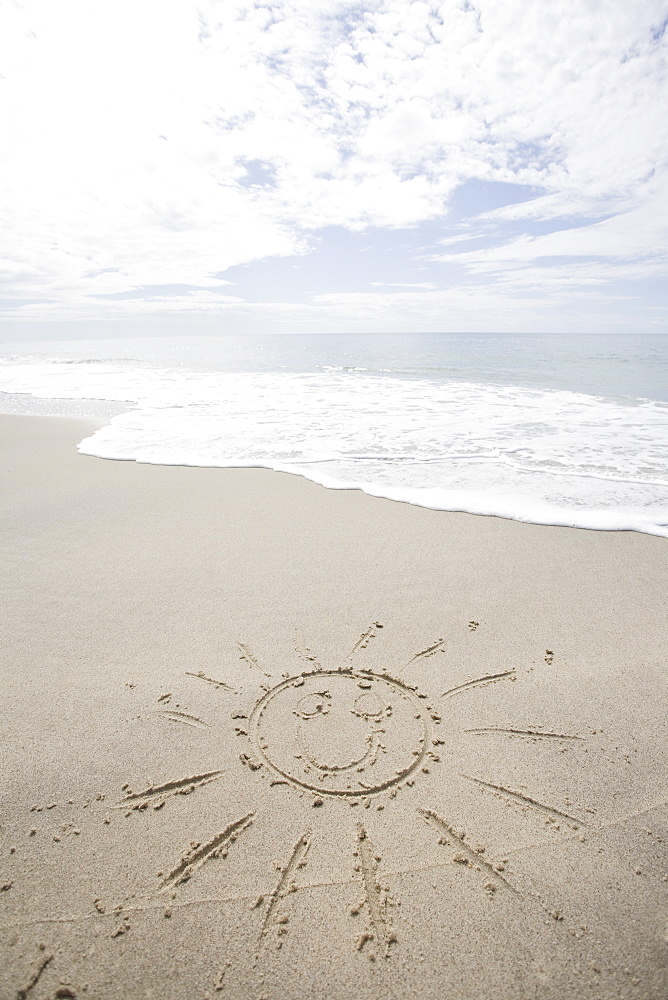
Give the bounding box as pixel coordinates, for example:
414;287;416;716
294;692;331;719
352;691;385;721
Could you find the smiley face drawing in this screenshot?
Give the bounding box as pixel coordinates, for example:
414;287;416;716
248;670;434;797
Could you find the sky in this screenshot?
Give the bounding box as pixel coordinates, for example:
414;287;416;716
0;0;667;337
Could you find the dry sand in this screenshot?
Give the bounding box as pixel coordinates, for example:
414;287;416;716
1;413;667;1000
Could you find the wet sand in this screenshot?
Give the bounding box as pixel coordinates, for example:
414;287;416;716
1;414;667;1000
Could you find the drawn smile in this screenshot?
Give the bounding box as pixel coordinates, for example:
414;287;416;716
296;725;382;773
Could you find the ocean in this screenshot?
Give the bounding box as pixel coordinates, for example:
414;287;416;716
1;332;667;537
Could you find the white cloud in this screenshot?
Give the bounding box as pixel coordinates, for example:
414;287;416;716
0;0;666;329
370;281;436;289
432;174;668;289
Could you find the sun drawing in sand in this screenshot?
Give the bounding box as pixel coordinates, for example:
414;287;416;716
114;622;590;968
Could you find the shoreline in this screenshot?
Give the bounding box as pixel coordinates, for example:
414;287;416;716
1;414;667;1000
7;409;668;538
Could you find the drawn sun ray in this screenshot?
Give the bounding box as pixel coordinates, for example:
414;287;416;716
115;770;225;810
420;808;518;894
354;823;396;959
349;621;383;658
237;641;269;675
405;637;445;667
442;669;516;699
259;831;312;950
462;775;584;825
293;628;322;671
464;727;584;741
16;953;54;1000
156;709;210;729
185;669;237;693
160;812;255;890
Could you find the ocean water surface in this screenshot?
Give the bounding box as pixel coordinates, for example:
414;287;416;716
1;332;667;537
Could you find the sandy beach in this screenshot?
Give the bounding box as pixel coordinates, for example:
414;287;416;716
1;413;667;1000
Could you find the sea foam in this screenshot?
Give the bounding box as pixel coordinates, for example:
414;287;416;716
1;359;667;537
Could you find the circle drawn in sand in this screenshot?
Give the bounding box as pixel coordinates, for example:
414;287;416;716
249;670;431;796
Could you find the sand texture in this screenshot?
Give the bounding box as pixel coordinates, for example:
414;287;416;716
1;414;668;1000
